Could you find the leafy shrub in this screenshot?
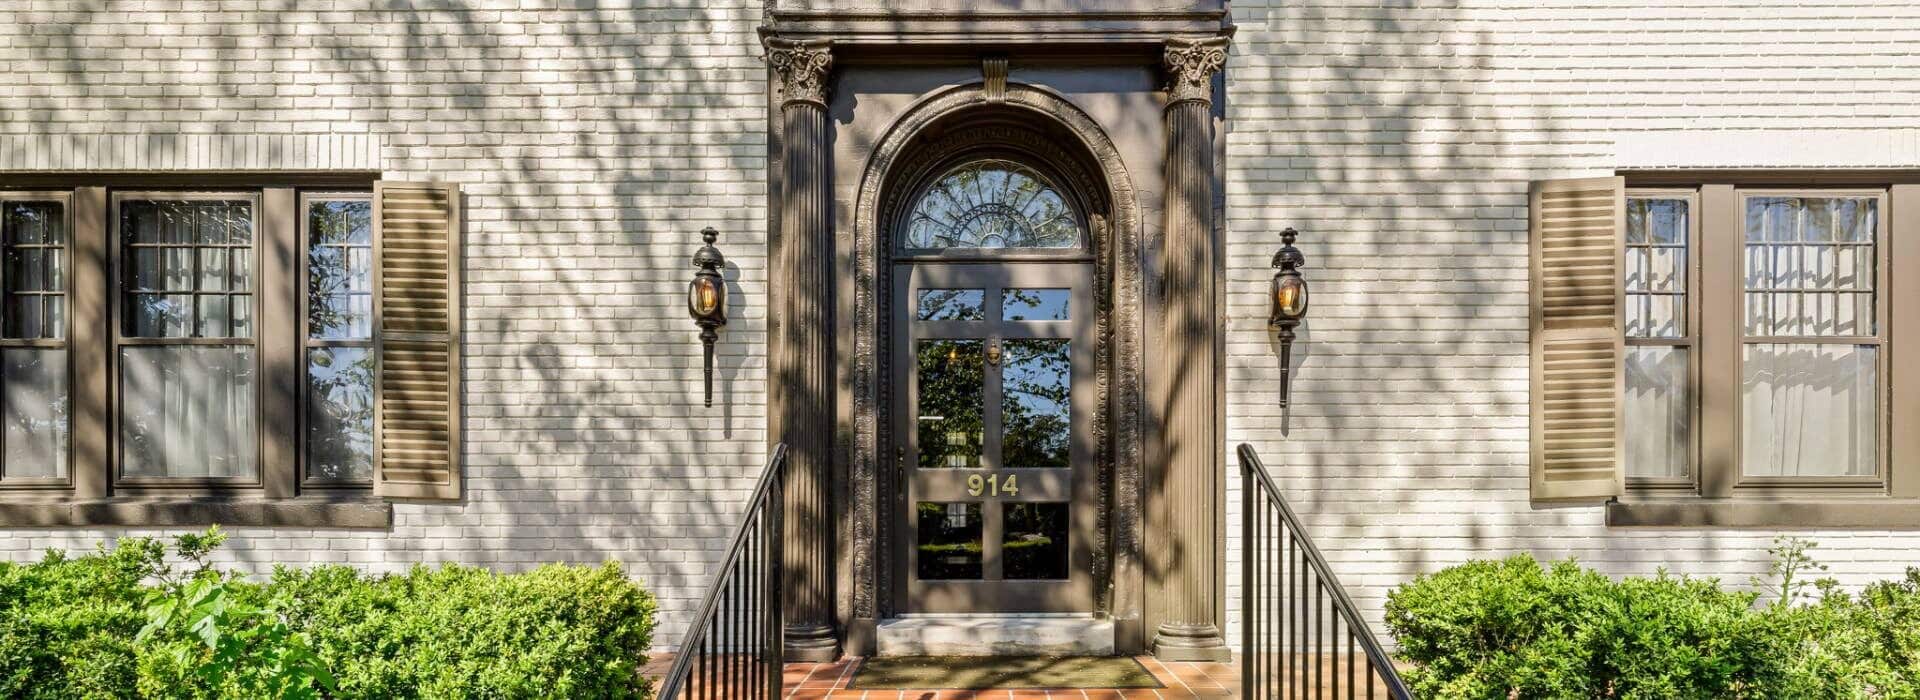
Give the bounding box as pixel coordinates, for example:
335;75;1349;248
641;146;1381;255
0;537;160;698
270;560;656;698
131;528;336;699
1386;540;1920;699
0;528;657;699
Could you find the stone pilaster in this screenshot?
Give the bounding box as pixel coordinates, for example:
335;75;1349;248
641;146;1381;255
1153;36;1232;663
766;37;841;662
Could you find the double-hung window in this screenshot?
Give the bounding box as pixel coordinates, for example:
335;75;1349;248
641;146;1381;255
115;194;262;484
1531;176;1920;526
1621;192;1697;486
0;181;460;526
0;193;71;488
303;193;377;486
1734;191;1886;485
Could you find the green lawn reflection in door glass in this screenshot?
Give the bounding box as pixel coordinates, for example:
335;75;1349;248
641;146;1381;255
917;340;983;469
1002;340;1069;469
917;502;983;579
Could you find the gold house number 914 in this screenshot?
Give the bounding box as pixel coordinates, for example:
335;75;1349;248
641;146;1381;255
966;473;1020;497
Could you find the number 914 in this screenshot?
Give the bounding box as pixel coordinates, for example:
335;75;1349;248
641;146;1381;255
966;473;1019;497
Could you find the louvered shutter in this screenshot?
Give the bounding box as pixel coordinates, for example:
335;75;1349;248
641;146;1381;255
1529;177;1625;501
373;182;462;500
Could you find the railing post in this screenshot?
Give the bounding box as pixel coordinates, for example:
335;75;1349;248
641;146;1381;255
767;454;785;700
1240;458;1255;697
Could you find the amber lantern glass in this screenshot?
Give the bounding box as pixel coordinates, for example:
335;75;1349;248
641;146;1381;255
1274;275;1308;321
689;276;724;319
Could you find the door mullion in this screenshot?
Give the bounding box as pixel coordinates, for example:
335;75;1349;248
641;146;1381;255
982;280;1007;580
983;497;1005;581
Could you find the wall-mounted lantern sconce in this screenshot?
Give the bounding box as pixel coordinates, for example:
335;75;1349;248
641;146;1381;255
1268;227;1309;409
689;227;728;407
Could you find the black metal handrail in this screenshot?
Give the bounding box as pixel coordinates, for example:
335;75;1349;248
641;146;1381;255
656;444;787;700
1239;443;1412;700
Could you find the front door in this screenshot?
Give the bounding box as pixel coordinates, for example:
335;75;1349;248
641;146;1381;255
892;262;1097;613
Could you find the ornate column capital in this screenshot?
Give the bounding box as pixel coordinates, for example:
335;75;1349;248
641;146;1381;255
1163;37;1229;106
766;38;834;108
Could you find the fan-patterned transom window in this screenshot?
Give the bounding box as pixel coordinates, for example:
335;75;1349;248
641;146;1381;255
904;159;1082;250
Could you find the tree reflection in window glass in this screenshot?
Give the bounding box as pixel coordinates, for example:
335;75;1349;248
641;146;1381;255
4;201;66;340
917;339;983;469
917;288;984;321
307;347;374;481
308;200;373;339
904;160;1081;250
916;501;982;579
120;200;253;339
304;198;375;482
1002;288;1068;321
1002;340;1069;469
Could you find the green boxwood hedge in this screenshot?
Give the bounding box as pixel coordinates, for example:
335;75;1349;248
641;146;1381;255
1385;545;1920;699
0;530;657;699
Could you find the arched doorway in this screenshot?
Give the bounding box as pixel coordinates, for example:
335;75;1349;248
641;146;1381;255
888;156;1099;613
844;84;1149;653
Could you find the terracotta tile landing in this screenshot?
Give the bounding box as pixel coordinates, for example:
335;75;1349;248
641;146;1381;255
642;655;1242;699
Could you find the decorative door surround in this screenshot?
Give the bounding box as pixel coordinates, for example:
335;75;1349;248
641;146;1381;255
762;24;1231;660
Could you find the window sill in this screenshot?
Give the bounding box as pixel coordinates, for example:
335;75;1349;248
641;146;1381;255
1607;499;1920;528
0;497;391;529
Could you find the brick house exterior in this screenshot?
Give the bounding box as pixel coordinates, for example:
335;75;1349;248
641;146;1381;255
4;0;1920;657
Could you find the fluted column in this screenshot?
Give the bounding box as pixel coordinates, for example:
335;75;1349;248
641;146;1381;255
1154;36;1231;662
766;37;840;662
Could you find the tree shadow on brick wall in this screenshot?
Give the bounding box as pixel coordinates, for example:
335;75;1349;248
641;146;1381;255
0;0;773;648
1226;0;1774;636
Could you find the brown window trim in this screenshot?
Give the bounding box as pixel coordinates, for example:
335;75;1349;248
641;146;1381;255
0;177;388;528
0;497;389;528
1608;499;1920;529
1613;175;1920;527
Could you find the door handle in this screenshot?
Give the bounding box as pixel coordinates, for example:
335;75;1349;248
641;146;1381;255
986;338;1003;366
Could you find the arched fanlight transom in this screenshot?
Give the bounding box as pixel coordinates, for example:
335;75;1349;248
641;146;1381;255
903;159;1082;250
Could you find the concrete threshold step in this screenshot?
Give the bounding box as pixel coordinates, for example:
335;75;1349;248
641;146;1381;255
875;614;1115;657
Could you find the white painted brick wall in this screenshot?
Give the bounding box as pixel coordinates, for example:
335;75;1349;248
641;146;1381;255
8;0;1920;657
0;0;768;650
1225;0;1920;646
